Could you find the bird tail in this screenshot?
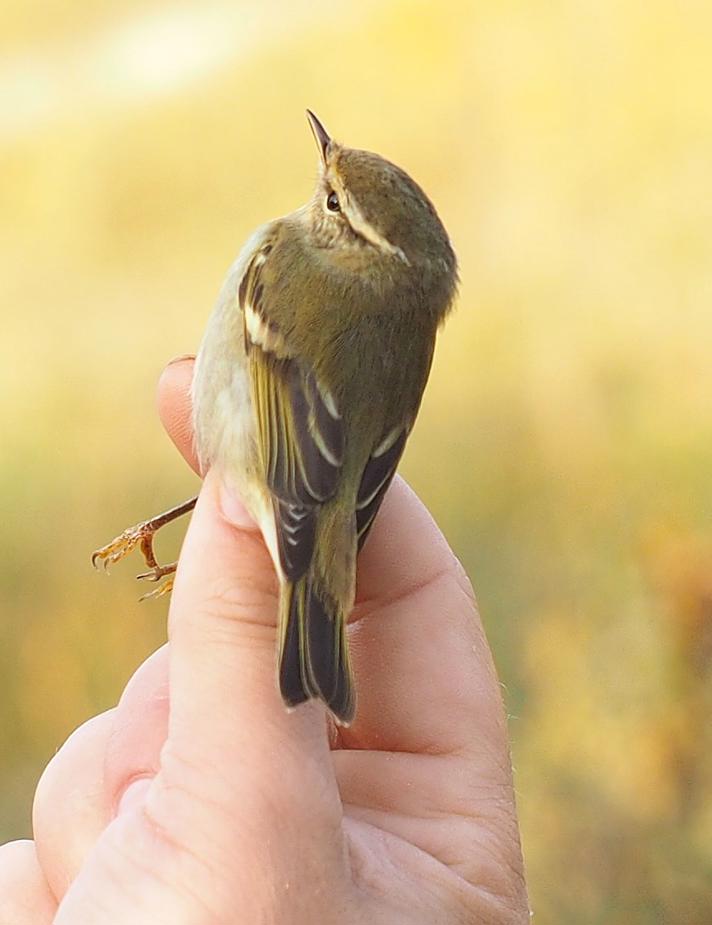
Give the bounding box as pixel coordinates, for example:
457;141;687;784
278;576;355;726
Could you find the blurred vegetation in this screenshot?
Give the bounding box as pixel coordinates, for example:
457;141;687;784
1;1;711;920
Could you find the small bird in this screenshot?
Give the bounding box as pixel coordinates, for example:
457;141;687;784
92;112;457;725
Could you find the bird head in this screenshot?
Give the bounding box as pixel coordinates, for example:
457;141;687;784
304;110;456;279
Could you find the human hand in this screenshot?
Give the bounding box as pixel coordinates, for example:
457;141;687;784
0;357;529;924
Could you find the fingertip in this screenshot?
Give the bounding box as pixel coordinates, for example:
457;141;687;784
116;777;153;817
156;357;199;474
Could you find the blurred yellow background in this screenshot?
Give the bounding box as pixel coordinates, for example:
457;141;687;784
1;1;711;920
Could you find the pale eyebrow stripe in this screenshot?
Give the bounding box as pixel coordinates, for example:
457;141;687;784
324;173;410;265
342;196;410;265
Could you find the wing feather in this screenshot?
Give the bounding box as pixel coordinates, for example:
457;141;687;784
356;428;408;550
239;245;345;574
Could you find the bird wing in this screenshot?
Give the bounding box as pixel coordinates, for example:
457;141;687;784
239;240;345;581
355;426;408;551
239;240;359;720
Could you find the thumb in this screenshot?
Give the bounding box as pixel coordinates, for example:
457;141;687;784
166;467;336;782
54;471;346;924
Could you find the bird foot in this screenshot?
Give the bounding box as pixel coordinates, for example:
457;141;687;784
136;562;177;583
91;497;197;600
138;570;176;601
91;521;159;572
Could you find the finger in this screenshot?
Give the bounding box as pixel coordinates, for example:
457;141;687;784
33;712;116;899
344;476;507;758
336;483;520;895
157;357;199;474
164;469;340;810
103;645;169;803
0;840;57;924
33;648;170;897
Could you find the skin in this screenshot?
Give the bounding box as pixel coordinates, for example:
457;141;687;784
0;357;530;924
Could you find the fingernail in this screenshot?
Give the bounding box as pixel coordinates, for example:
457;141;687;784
166;353;196;367
117;776;152;816
219;479;257;529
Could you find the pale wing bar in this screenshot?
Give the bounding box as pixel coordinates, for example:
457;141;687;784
356;428;407;550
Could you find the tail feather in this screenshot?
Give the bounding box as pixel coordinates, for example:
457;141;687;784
278;581;310;708
328;626;355;724
278;577;355;725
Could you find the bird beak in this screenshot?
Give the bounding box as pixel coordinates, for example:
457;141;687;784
306;109;331;165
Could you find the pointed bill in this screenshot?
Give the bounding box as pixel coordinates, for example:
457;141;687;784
306;109;331;165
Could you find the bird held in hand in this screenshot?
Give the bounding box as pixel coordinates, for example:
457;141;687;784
92;111;457;725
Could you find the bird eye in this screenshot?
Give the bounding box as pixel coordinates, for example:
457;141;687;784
326;190;340;212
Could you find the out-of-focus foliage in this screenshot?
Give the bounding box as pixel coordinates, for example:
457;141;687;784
1;1;711;920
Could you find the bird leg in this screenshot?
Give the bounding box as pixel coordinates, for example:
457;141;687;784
91;496;198;599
